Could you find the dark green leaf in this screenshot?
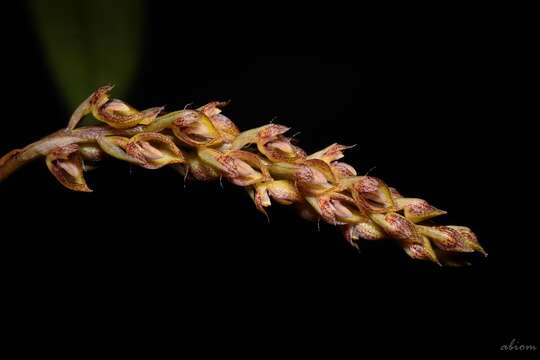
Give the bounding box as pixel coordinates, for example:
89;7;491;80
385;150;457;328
28;0;143;114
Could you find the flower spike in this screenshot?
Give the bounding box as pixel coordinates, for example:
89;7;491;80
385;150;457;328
0;84;485;266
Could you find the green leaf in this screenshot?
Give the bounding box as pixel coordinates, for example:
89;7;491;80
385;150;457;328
28;0;144;113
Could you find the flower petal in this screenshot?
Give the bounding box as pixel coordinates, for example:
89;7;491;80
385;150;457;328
210;114;240;143
395;198;447;223
306;193;366;224
370;212;422;243
266;180;302;205
295;159;337;196
83;86;163;129
196;101;240;142
0;149;22;168
182;152;221;182
256;124;304;162
67;84;113;130
226;150;271;181
447;226;487;256
401;235;440;264
45;144;91;192
331;161;357;178
417;225;474;252
343;221;386;243
248;183;271;219
96;136;143;164
198;148;264;185
231;125;268;150
126;133;184;169
171;110;222;146
351;176;396;213
307;143;355;163
197;101;230;117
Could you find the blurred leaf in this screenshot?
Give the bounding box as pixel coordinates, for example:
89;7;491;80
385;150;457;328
28;0;143;113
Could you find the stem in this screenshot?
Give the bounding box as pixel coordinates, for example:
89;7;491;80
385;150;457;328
0;126;141;182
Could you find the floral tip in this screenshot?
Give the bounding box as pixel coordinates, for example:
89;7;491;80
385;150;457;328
395;198;447;223
308;143;356;163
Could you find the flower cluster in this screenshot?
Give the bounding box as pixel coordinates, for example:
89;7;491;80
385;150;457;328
0;85;486;265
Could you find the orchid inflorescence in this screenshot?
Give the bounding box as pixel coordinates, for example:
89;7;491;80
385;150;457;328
0;85;487;265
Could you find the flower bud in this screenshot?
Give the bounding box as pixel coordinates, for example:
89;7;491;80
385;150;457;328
45;144;91;192
394;198;447;223
447;226;487;256
401;235;440;264
248;180;302;219
306;193;366;224
343;221;386;245
351;176;396;213
126;133;184;169
269;159;337;196
266;180;303;205
417;225;474;252
370;212;422;243
249;180;303;218
197;148;264;186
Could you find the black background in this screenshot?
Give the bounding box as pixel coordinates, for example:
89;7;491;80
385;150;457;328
1;1;536;356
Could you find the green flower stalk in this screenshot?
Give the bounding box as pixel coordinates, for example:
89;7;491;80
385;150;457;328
0;85;487;265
